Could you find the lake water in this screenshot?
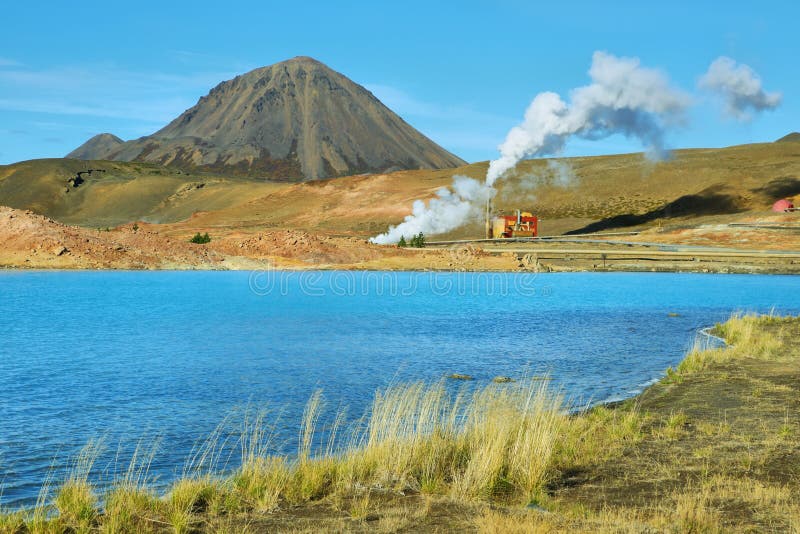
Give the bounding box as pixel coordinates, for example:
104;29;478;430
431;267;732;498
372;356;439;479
1;270;798;508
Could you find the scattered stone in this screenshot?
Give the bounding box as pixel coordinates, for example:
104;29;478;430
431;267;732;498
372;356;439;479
51;245;68;256
526;502;551;514
492;376;515;383
447;373;473;381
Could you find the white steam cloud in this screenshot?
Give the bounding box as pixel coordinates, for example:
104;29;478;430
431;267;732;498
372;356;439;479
547;160;574;188
372;51;781;245
486;51;690;185
498;160;575;205
370;175;493;245
699;56;782;120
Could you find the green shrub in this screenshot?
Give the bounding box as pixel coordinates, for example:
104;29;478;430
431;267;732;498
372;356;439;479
397;236;407;247
190;232;211;244
409;232;425;248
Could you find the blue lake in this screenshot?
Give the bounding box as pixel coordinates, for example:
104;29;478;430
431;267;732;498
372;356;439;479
1;270;799;507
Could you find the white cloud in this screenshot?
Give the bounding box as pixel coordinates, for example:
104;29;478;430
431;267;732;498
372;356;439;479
699;56;782;120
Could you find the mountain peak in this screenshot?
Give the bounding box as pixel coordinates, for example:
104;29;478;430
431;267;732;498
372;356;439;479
68;57;464;180
285;55;323;64
66;133;123;160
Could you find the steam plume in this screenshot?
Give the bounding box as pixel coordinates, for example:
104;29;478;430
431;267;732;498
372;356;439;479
699;56;782;120
487;51;690;185
371;52;690;244
498;160;575;205
547;160;574;188
370;176;493;245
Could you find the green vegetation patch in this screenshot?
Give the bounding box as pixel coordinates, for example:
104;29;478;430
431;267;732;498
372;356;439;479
189;232;211;244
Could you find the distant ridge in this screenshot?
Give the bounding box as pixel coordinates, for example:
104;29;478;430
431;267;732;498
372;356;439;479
68;133;123;159
66;57;466;180
776;132;800;143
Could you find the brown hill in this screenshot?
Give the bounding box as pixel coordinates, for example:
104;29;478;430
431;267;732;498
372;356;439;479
66;56;465;180
159;141;800;239
776;132;800;143
6;141;800;239
0;158;280;227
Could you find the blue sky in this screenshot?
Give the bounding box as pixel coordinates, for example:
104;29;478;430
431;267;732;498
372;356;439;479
0;0;796;165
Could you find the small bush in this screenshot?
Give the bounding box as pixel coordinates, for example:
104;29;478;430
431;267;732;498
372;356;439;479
190;232;211;244
397;236;407;247
409;232;426;248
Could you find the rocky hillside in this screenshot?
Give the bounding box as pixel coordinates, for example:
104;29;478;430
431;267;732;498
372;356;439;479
0;206;224;269
67;57;465;180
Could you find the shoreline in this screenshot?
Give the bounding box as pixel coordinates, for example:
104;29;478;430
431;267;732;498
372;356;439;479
3;261;800;274
2;314;798;531
4;205;800;274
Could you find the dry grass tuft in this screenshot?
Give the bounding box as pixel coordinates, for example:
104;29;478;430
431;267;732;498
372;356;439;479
474;508;555;533
0;509;25;534
452;381;563;502
674;487;721;534
164;477;220;534
53;441;102;533
553;404;646;471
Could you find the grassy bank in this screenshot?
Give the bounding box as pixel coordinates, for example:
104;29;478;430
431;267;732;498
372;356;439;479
2;314;799;532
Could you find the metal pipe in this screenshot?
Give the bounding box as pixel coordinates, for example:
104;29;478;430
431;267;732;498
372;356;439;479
485;199;492;239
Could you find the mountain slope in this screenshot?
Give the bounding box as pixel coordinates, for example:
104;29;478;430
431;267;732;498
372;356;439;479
0;159;281;227
67;57;465;180
776;132;800;143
